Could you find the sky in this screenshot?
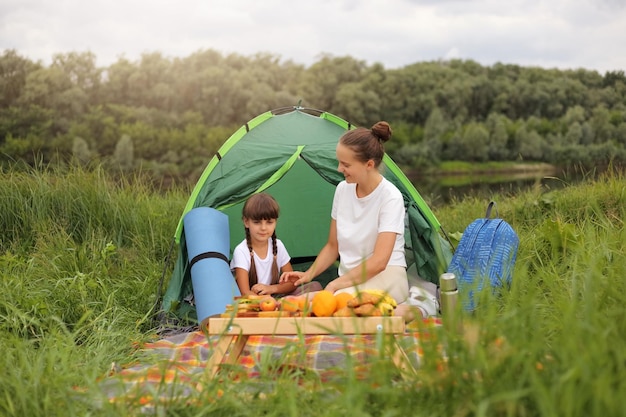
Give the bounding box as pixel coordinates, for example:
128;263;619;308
1;0;626;74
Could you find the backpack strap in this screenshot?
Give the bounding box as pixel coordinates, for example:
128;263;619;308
485;201;499;219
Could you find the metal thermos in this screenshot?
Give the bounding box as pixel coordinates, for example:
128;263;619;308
439;272;462;332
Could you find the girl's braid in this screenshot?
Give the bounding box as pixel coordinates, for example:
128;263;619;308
270;231;279;284
245;228;258;287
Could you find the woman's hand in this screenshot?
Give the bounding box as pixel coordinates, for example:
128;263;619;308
279;271;312;287
324;280;339;294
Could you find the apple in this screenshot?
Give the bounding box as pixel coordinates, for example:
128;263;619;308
280;296;300;312
259;297;278;312
295;295;310;313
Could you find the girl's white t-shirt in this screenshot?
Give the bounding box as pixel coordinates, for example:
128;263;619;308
230;238;290;285
331;178;406;276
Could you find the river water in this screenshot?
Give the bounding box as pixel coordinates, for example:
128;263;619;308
408;166;604;208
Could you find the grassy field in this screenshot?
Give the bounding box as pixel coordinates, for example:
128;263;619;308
1;165;624;416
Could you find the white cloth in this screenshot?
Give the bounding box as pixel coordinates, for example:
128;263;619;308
230;238;290;285
331;178;406;276
406;285;439;317
400;275;440;317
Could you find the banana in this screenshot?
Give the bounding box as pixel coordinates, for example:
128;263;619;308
378;302;395;316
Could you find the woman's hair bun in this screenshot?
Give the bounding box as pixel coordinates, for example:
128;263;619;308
371;121;392;143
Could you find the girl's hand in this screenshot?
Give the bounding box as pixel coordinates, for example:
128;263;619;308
251;284;273;296
280;271;311;287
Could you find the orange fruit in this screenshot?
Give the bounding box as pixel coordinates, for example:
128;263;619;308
259;298;278;311
311;290;338;317
334;292;354;310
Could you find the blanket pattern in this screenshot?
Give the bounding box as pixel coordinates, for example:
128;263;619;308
98;318;441;406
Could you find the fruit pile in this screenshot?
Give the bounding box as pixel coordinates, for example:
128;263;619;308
331;289;397;317
222;290;397;318
309;289;397;317
223;294;310;317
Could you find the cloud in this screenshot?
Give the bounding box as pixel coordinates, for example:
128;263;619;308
1;0;625;73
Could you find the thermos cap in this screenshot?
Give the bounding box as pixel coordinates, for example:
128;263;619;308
440;272;458;291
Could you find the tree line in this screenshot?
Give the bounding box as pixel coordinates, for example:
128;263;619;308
1;48;625;185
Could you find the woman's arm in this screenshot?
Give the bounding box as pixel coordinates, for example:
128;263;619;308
325;231;396;293
280;220;340;286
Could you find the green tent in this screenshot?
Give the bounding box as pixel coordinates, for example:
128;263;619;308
160;106;452;322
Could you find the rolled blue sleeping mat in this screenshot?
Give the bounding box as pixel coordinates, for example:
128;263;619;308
183;207;240;323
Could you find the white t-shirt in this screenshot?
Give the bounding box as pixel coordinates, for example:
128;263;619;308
230;238;291;285
331;178;406;276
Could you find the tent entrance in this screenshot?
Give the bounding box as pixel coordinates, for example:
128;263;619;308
222;157;338;276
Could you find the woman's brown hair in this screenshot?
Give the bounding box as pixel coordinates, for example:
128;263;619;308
339;121;392;167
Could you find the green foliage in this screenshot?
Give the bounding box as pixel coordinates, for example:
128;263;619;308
112;134;134;171
459;122;490;162
2;49;626;186
71;136;92;164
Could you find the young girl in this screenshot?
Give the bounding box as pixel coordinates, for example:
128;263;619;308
231;193;321;296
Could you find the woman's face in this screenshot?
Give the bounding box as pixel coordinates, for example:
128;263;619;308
336;143;371;184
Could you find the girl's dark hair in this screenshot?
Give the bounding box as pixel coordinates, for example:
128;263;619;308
242;193;280;286
339;121;392;167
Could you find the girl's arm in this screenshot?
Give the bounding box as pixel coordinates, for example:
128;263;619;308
234;268;256;296
325;231;396;293
252;262;296;295
280;220;340;286
281;261;294;274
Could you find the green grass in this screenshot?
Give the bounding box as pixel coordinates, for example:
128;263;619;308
1;165;625;416
436;160;557;174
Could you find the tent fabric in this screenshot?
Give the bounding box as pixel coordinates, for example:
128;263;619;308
161;107;452;322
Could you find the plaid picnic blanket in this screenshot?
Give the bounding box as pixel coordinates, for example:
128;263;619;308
98;318;441;407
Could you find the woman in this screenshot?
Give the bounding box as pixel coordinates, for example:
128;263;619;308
280;121;410;304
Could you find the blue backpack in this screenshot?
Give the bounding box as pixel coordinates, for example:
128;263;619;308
446;201;519;311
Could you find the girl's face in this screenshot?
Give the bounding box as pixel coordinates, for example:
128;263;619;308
244;218;277;244
336;143;373;184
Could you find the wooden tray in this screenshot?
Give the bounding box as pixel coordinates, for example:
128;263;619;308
203;315;405;335
219;311;300;318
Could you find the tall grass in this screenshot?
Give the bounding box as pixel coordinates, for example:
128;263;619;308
1;166;624;416
0;165;185;416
